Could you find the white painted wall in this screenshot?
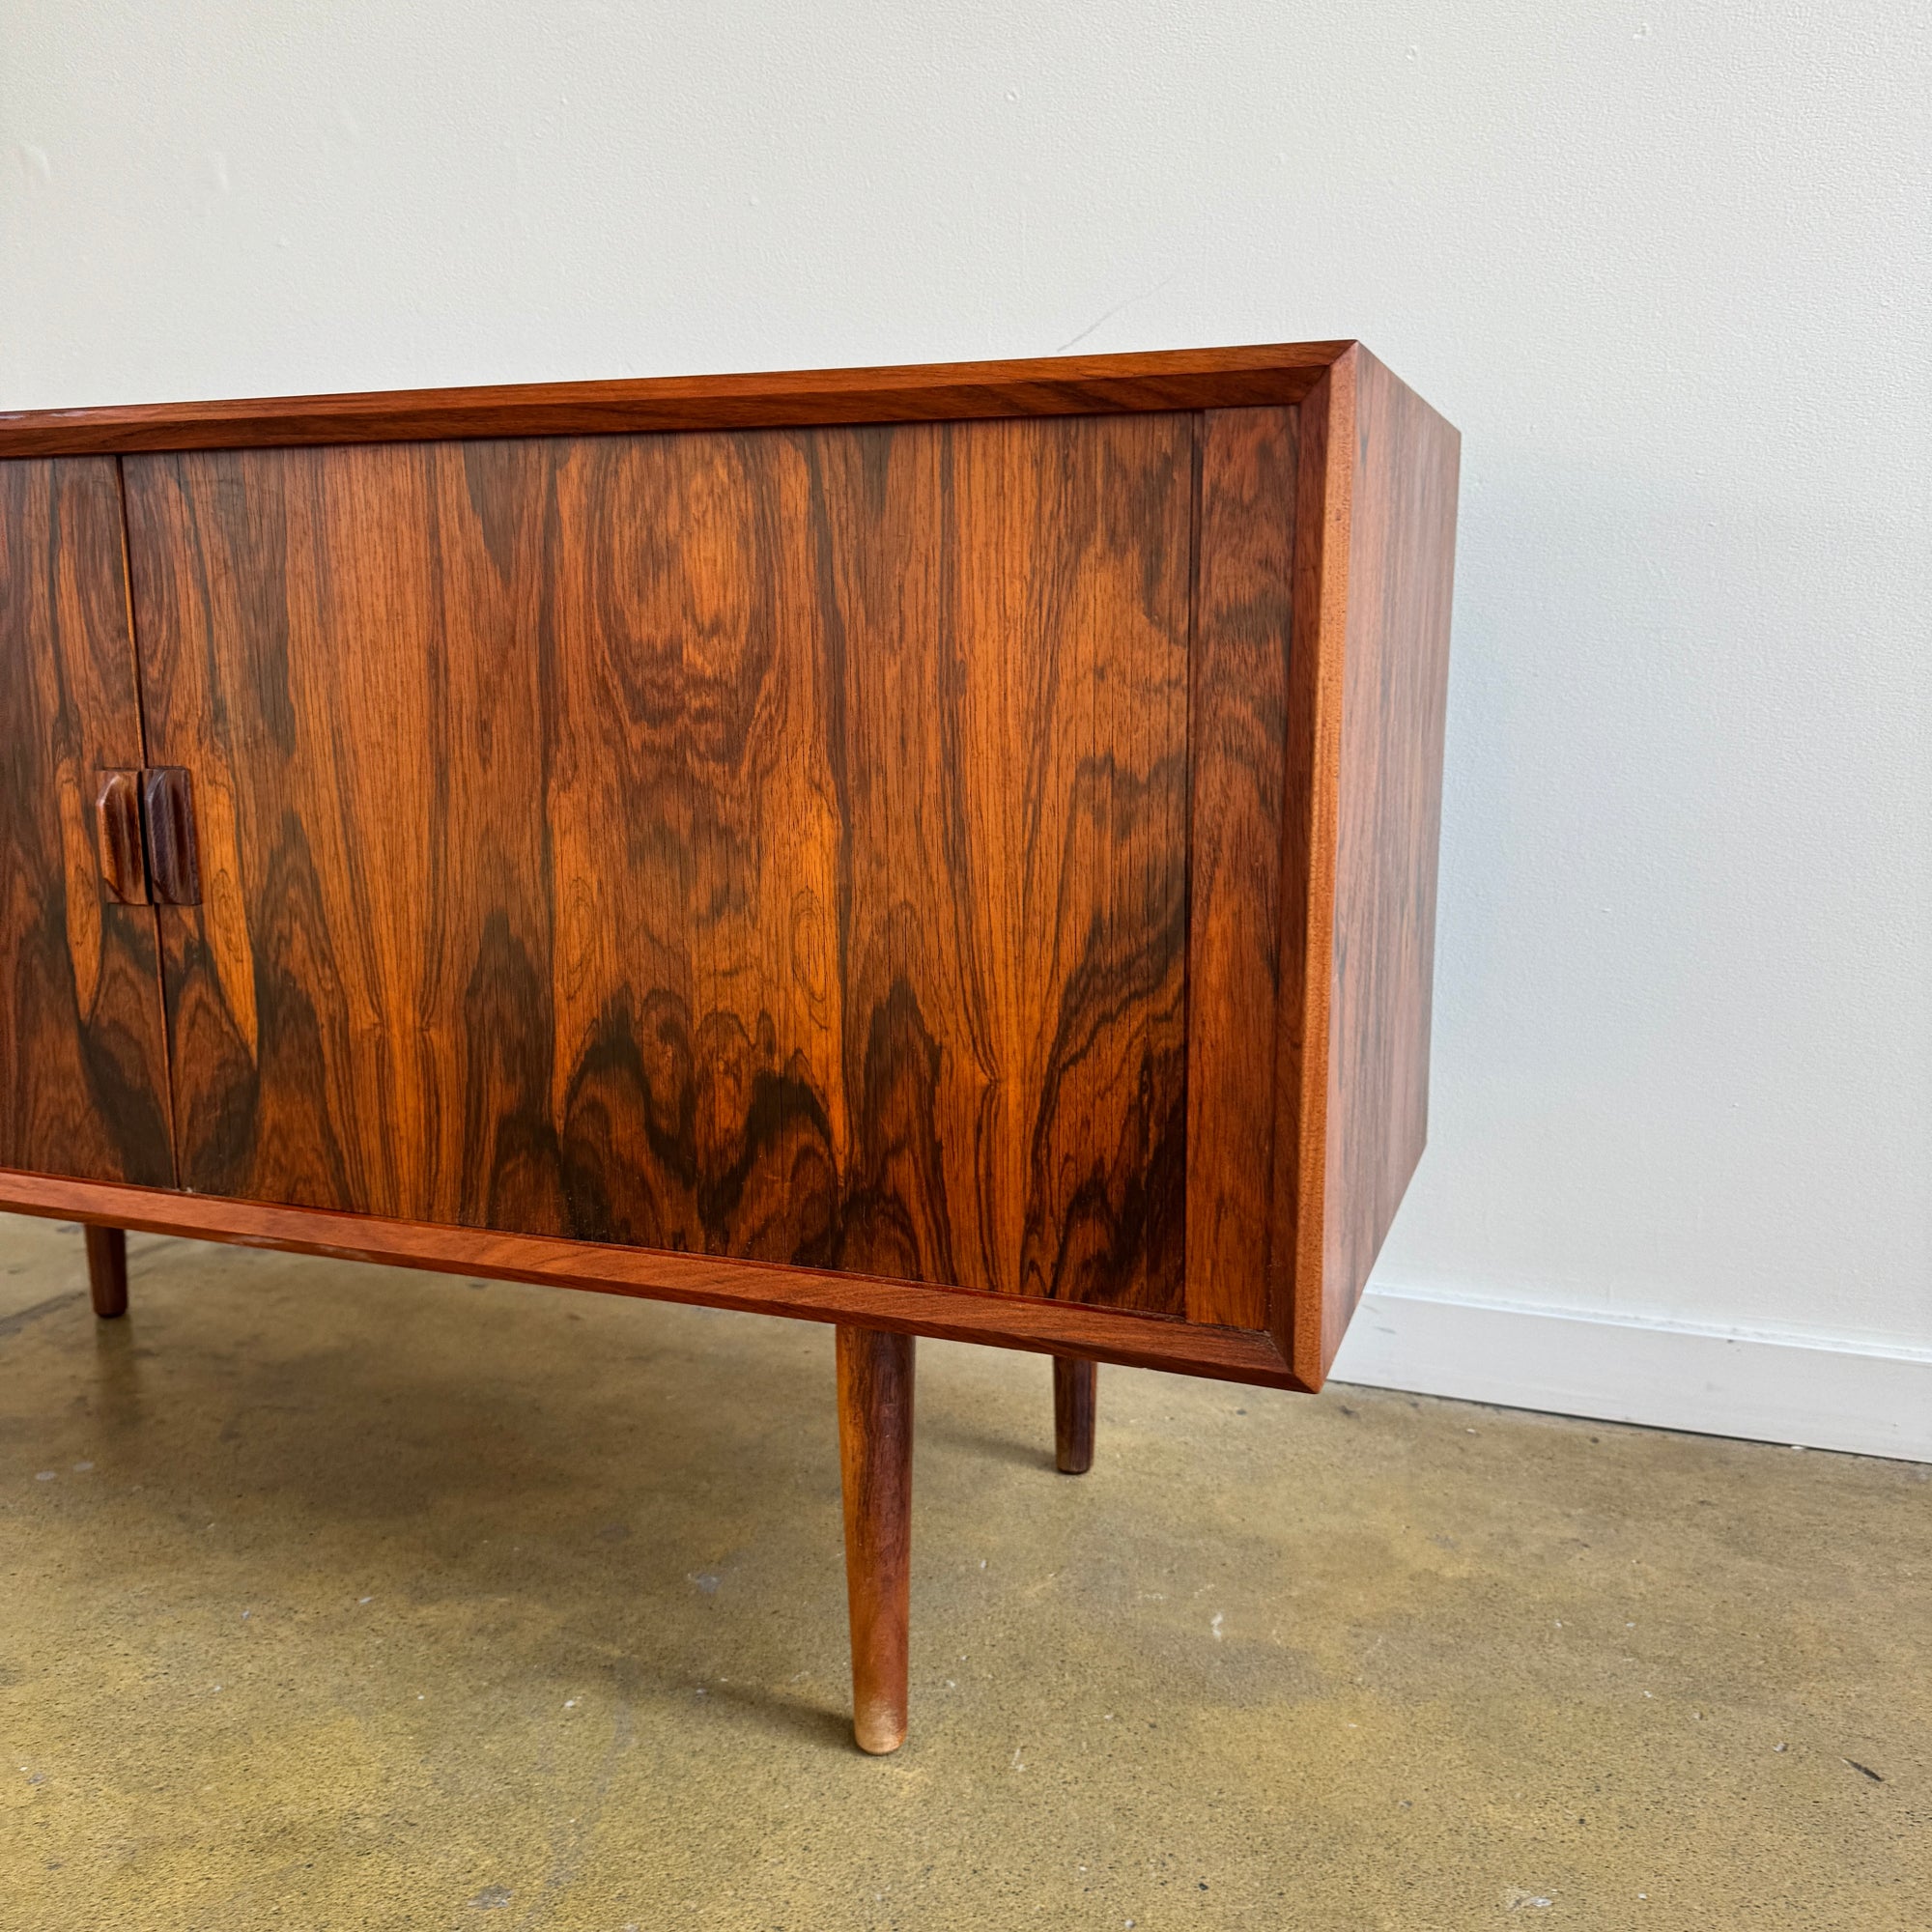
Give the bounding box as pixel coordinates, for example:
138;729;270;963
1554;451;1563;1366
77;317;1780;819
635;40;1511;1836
5;3;1927;1449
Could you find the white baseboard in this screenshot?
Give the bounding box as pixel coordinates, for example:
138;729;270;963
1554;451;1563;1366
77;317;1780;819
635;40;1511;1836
1327;1286;1932;1463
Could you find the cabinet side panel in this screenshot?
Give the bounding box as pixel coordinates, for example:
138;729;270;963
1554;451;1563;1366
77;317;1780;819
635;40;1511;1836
125;420;1193;1311
1184;408;1298;1329
1320;351;1460;1376
0;459;173;1185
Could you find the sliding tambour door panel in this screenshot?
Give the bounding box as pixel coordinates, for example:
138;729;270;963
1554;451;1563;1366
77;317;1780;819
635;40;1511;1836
0;459;173;1185
123;415;1193;1310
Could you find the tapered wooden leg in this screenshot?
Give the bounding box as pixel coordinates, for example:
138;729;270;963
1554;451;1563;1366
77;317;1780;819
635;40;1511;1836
1053;1355;1096;1474
837;1325;914;1754
85;1225;128;1320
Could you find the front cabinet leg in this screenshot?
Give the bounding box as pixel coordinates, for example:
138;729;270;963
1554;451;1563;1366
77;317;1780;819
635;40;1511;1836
84;1226;128;1320
836;1325;915;1754
1053;1355;1097;1474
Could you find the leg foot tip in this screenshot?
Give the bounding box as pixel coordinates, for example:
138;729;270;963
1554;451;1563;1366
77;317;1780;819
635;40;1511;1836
853;1706;907;1754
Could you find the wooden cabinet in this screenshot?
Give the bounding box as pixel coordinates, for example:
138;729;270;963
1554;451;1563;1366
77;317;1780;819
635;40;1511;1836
0;342;1458;1748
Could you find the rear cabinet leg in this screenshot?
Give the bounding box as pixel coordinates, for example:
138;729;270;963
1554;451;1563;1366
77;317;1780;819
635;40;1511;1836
84;1226;128;1320
84;1226;128;1319
836;1325;915;1754
1053;1356;1097;1474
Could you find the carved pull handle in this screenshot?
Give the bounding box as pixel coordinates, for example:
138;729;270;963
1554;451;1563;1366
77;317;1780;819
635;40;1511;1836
95;770;149;904
141;766;202;906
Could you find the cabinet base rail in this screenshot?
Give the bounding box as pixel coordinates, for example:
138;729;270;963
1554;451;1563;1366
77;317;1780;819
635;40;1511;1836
0;1167;1302;1387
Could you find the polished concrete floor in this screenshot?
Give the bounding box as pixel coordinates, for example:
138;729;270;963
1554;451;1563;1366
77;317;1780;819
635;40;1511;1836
0;1211;1924;1930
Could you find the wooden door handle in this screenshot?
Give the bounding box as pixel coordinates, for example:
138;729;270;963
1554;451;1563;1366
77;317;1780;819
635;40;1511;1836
94;770;150;904
141;766;201;905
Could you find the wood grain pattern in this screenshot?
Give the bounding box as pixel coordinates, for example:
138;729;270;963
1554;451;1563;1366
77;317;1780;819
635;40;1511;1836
0;1166;1309;1386
124;415;1192;1312
1052;1355;1097;1474
1184;407;1299;1329
0;343;1351;458
84;1222;128;1318
0;459;173;1186
1313;348;1460;1378
837;1325;916;1753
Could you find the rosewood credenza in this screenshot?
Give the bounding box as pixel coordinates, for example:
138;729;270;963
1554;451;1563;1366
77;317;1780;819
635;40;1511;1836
0;342;1458;1750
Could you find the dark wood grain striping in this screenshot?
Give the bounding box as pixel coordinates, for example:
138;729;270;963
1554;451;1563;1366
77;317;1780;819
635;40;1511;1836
124;416;1193;1312
0;343;1352;458
1184;407;1299;1329
1314;349;1460;1378
0;1166;1311;1387
0;459;173;1186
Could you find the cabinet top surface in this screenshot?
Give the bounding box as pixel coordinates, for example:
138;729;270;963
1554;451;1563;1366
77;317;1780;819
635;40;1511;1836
0;340;1358;458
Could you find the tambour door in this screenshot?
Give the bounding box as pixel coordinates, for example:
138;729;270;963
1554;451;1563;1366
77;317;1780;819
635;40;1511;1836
122;414;1243;1319
0;459;175;1187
